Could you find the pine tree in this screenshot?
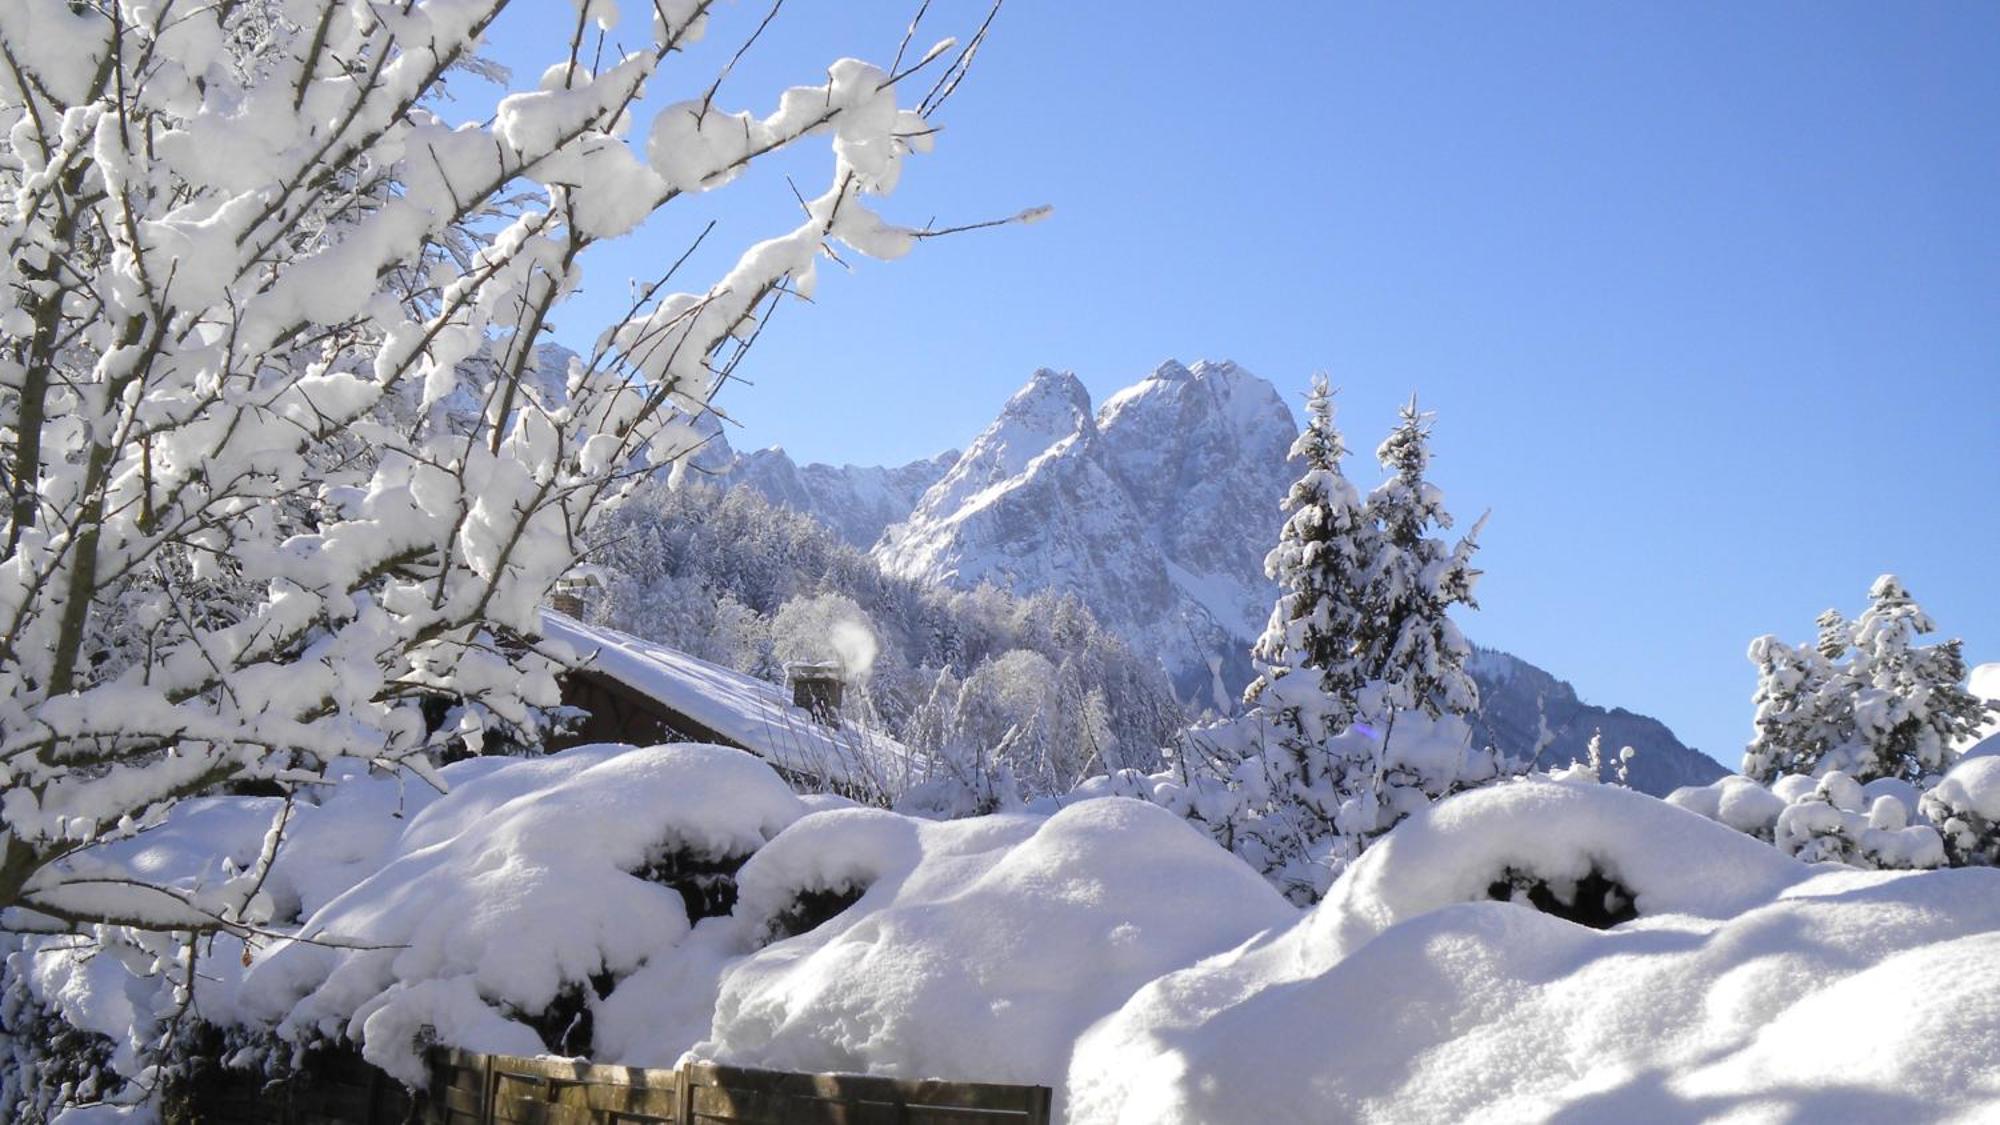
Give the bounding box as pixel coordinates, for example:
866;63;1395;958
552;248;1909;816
1742;576;1993;787
1245;376;1373;722
1177;389;1508;904
1844;575;1991;784
1355;397;1486;722
1742;633;1841;783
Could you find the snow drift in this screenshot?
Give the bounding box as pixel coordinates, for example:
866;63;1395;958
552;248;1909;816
1067;779;2000;1123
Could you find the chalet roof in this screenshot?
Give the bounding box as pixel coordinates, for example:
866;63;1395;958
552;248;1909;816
538;610;909;789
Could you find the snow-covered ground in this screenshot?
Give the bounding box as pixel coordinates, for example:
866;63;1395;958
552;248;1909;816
15;741;2000;1122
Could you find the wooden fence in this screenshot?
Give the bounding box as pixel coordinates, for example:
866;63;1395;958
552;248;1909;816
188;1047;1054;1125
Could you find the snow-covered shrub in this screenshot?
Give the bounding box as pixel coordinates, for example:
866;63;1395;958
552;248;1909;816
1772;771;1945;869
1;971;122;1124
239;744;804;1085
1130;700;1518;904
1066;778;2000;1123
1671;770;1946;870
1922;756;2000;867
697;799;1293;1099
1663;773;1787;839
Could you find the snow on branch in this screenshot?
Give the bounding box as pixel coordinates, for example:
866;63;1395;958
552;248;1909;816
0;0;1012;933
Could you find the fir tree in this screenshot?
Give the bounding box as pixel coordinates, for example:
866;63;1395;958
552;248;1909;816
1742;576;1993;786
1245;376;1373;722
1355;396;1486;722
1844;575;1991;784
1742;634;1840;784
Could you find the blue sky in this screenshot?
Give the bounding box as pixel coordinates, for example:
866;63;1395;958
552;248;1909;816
479;2;1998;768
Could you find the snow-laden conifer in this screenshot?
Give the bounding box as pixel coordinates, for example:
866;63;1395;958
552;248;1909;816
1743;576;1990;787
1846;575;1989;784
1147;391;1511;903
1245;376;1372;722
1355;396;1486;722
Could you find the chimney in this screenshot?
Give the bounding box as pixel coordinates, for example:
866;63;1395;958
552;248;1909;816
786;661;844;728
550;569;604;619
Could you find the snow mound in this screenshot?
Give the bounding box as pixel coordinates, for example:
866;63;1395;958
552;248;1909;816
245;744;805;1084
1069;780;2000;1123
1313;777;1802;951
1665;772;1787;835
695;798;1294;1096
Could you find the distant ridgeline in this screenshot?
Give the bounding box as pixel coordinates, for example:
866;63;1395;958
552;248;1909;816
694;359;1726;796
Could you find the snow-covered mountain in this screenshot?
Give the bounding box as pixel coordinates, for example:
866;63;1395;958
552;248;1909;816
707;359;1727;794
871;361;1289;709
723;446;959;550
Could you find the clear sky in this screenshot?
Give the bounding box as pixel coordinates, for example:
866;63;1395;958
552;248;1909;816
478;2;1999;768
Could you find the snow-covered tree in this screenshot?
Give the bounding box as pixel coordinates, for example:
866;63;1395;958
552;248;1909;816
1742;576;1990;786
0;0;1013;936
1245;376;1372;720
1140;394;1509;903
1846;576;1989;784
1742;634;1845;784
1355;396;1486;723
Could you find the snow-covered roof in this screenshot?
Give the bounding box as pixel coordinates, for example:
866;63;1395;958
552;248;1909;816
539;611;908;789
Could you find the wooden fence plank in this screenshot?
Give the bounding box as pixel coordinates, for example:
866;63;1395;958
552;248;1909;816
174;1045;1051;1125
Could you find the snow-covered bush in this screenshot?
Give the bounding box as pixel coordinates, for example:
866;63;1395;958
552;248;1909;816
1671;769;1946;870
696;798;1294;1096
1922;756;2000;867
1067;778;2000;1123
1097;703;1516;904
243;744;804;1084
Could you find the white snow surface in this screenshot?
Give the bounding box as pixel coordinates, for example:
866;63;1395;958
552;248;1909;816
1067;778;2000;1123
243;744;806;1084
694;800;1293;1094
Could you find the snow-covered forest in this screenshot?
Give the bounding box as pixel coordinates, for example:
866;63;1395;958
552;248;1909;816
3;2;1996;1123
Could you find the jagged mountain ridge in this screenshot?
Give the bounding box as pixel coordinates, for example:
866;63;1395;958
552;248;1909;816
704;359;1727;795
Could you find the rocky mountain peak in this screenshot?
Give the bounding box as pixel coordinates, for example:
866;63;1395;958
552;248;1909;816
999;368;1096;441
